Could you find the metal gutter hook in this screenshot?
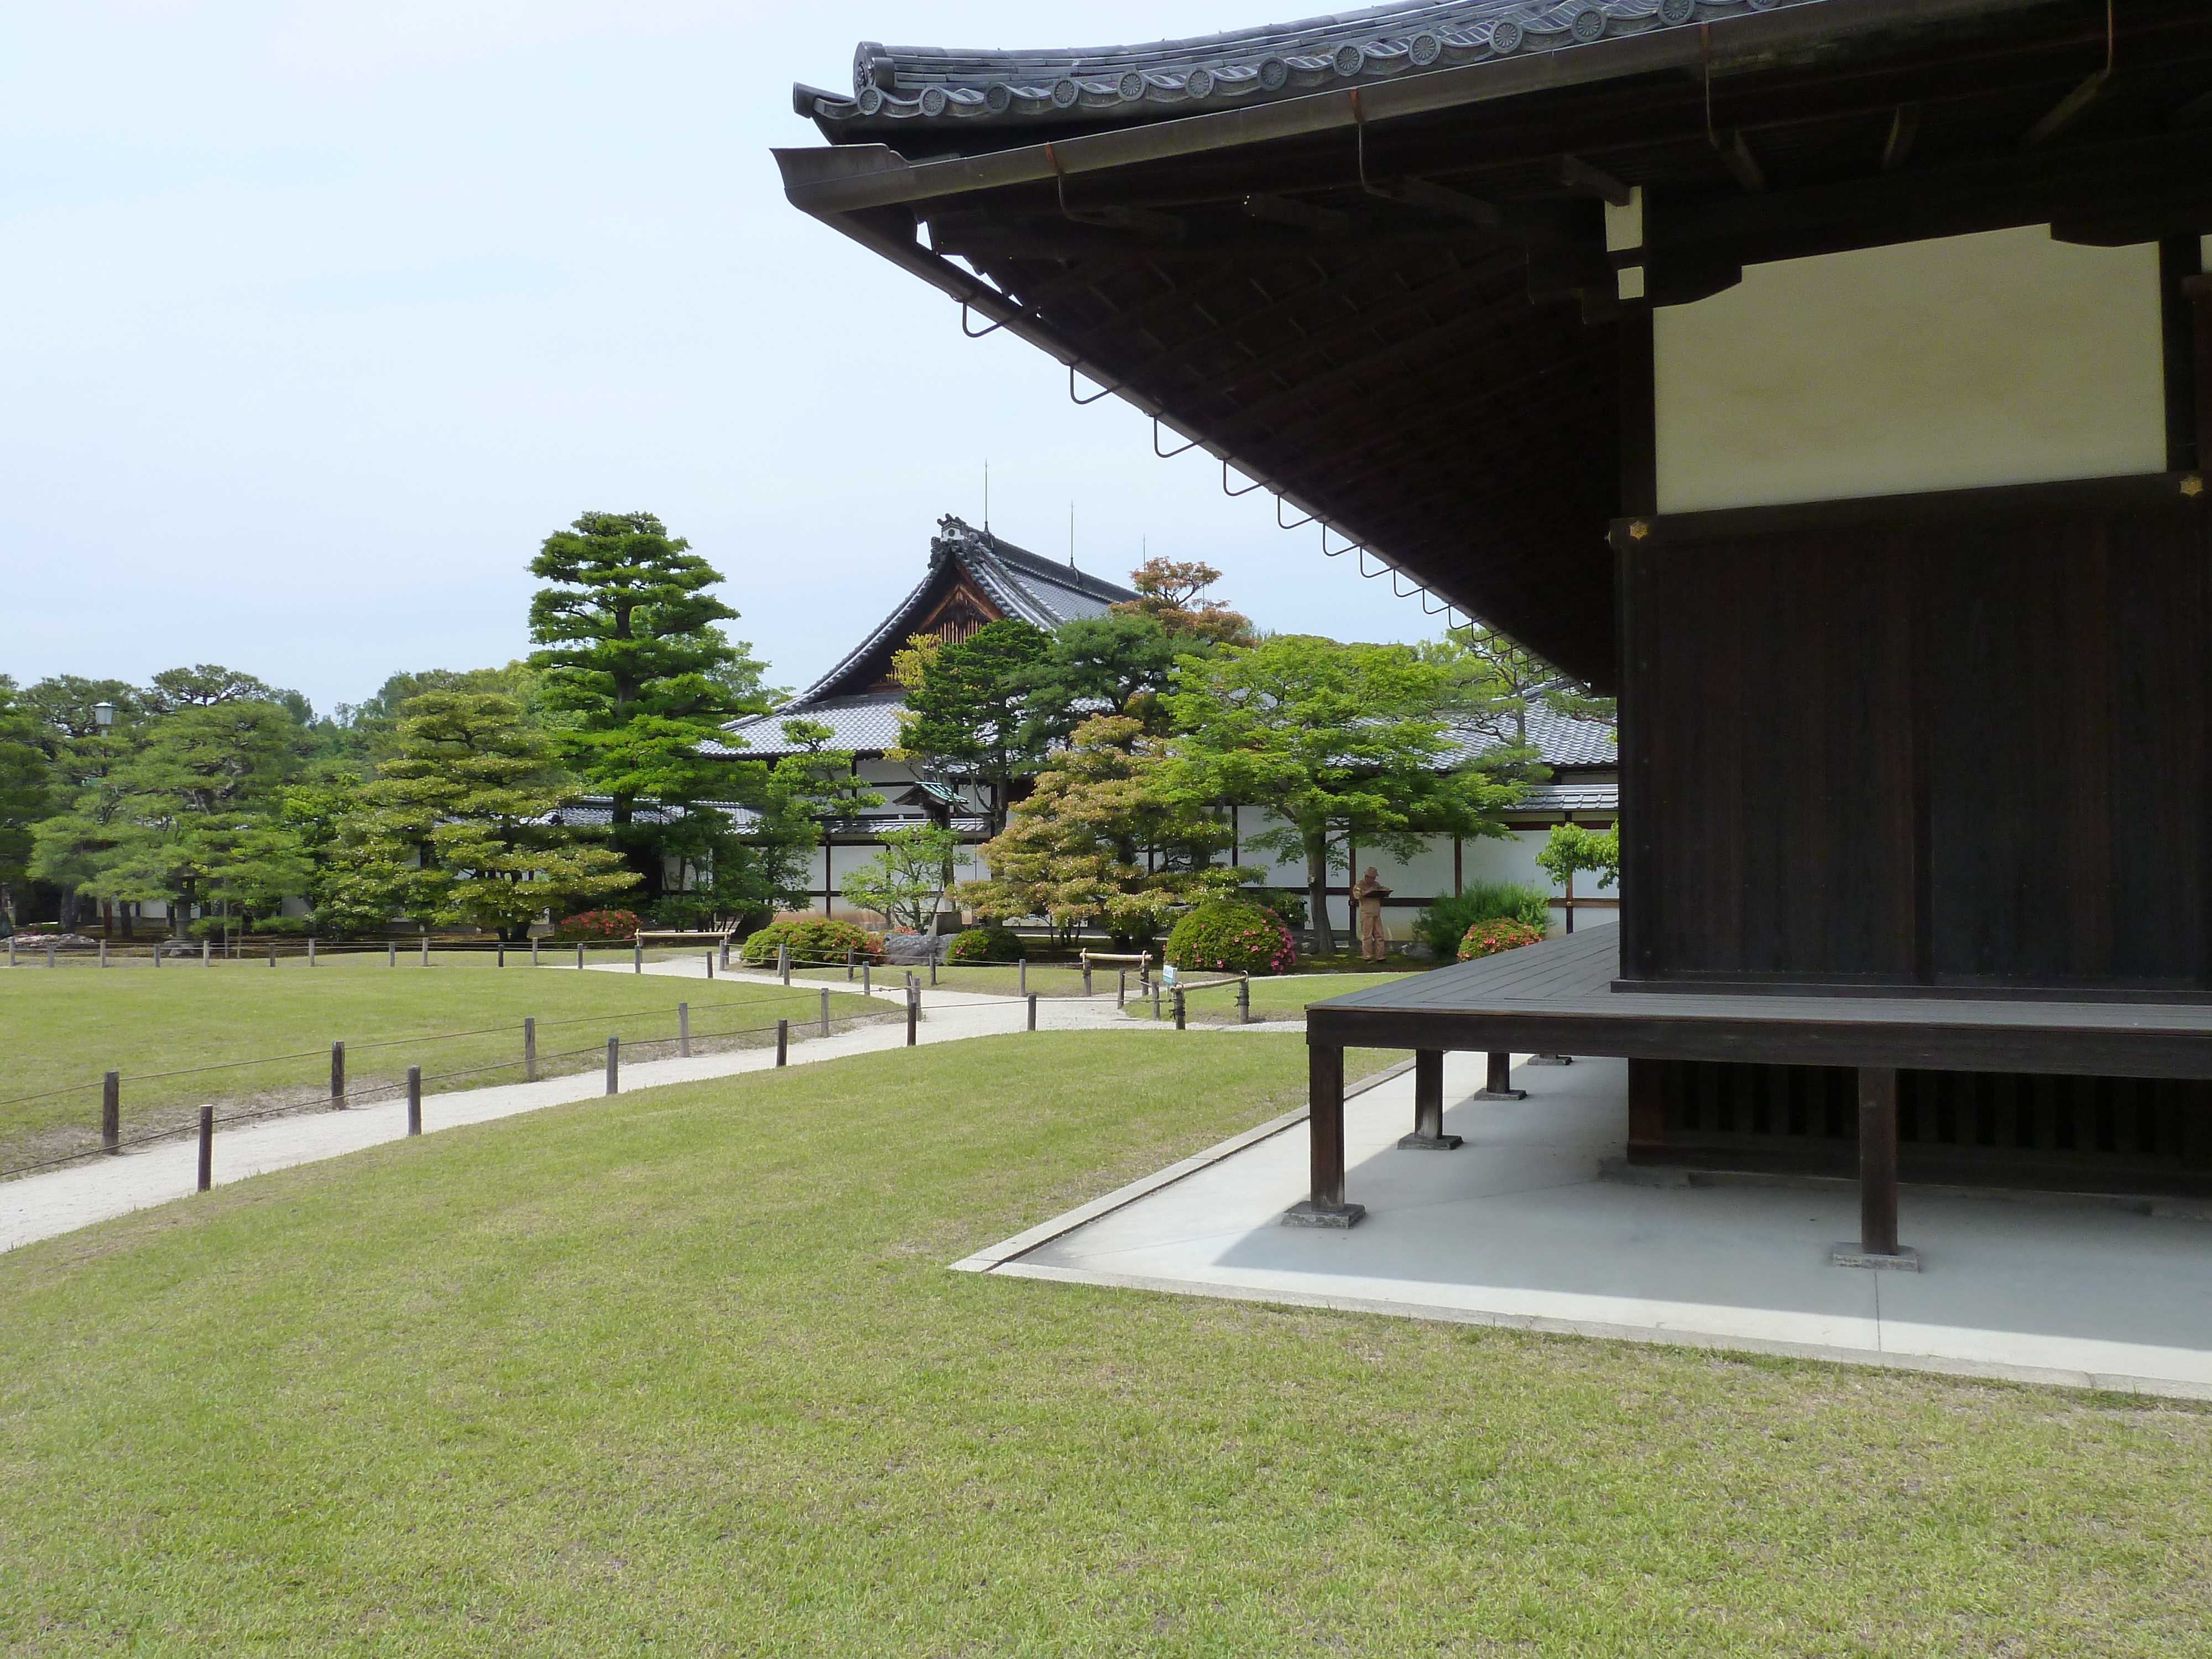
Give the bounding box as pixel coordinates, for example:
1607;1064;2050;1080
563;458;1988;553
1069;363;1118;405
1275;494;1318;530
1222;460;1264;497
1320;526;1357;559
1356;546;1388;579
961;300;1007;337
1152;415;1199;458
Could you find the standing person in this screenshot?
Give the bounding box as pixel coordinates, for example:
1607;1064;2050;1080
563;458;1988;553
1352;867;1392;962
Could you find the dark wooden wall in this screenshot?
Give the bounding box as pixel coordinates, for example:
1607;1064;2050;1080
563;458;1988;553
1618;474;2211;992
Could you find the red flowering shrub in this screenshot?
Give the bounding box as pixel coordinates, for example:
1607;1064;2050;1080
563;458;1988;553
552;909;643;941
1458;916;1544;959
1166;900;1297;977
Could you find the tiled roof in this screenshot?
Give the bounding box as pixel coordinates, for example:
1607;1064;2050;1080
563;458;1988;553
1440;703;1616;770
1510;781;1619;814
801;0;1827;135
539;799;761;830
707;692;908;759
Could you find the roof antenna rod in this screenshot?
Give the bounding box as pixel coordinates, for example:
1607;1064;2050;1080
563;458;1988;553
983;457;989;531
1070;500;1076;570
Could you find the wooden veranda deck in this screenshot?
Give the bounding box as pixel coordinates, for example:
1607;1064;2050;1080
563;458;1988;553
1309;931;2212;1080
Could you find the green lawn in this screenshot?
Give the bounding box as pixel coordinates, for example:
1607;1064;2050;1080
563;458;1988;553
0;959;875;1172
1127;969;1417;1021
2;1031;2205;1654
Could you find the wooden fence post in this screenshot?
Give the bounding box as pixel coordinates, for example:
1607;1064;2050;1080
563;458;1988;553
420;936;429;968
906;985;918;1047
197;1105;214;1191
633;937;643;974
1117;969;1126;1008
308;936;316;967
1019;959;1027;996
1173;988;1186;1030
1027;993;1037;1032
99;939;107;967
524;1018;537;1082
577;941;585;971
406;1067;422;1135
605;1037;619;1096
778;943;790;986
330;1042;345;1109
819;987;830;1037
1083;960;1093;997
863;962;872;996
1238;978;1251;1025
705;950;714;980
497;943;504;968
679;1001;691;1058
531;937;540;967
48;943;56;968
846;948;854;981
202;940;210;967
1152;983;1162;1021
387;941;395;968
776;1019;790;1067
102;1072;119;1153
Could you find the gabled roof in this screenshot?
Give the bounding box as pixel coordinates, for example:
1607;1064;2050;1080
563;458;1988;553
779;1;2212;691
785;514;1136;709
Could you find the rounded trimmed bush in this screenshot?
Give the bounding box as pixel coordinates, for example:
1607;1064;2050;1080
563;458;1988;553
552;909;643;942
1458;916;1544;959
945;925;1022;964
741;917;875;966
1166;900;1296;977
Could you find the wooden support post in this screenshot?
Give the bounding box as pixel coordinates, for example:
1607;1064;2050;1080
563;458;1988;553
1019;959;1027;996
1238;978;1251;1025
387;941;396;968
706;950;714;979
202;940;210;967
776;1019;790;1067
1083;961;1093;997
268;941;276;968
1475;1051;1527;1102
308;936;316;967
524;1018;537;1082
330;1041;345;1109
102;1071;119;1153
818;987;830;1037
99;939;107;967
1152;983;1162;1021
420;936;429;968
196;1105;214;1191
1285;1044;1363;1227
1626;1058;1665;1159
48;943;56;968
1117;969;1126;1008
634;937;644;974
863;961;872;996
846;947;854;981
1173;988;1186;1030
577;941;585;971
1027;993;1037;1032
1400;1050;1463;1150
929;958;937;988
406;1067;422;1135
497;943;504;968
906;986;918;1047
531;938;540;967
605;1037;619;1096
679;1001;691;1058
1835;1066;1917;1268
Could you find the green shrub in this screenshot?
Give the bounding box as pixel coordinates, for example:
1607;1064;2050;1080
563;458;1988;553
741;918;875;966
1458;916;1545;959
1166;901;1297;977
551;909;643;942
945;926;1022;964
1413;881;1550;958
1244;887;1308;932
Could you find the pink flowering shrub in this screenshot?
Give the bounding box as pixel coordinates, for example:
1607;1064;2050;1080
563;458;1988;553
1458;916;1544;959
1166;900;1297;977
552;909;643;941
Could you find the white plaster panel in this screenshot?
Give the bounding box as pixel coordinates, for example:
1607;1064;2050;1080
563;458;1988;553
1655;227;2167;513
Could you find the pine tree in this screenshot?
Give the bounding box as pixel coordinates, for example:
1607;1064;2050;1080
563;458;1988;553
324;691;636;938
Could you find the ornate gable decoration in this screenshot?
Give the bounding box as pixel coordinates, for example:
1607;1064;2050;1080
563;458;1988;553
801;0;1815;133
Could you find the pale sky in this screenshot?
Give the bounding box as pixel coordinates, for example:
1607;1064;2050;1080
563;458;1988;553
4;3;1446;714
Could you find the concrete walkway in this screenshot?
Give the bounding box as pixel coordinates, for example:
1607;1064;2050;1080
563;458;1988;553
958;1053;2212;1400
0;974;1153;1255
